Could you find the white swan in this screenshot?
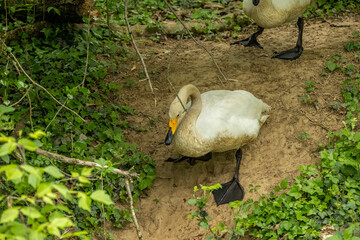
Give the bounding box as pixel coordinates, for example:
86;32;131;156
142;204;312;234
231;0;311;60
165;84;270;205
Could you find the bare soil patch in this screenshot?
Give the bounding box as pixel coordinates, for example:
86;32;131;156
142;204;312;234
107;14;359;240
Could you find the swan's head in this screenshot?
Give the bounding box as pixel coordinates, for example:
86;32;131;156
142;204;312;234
165;95;188;145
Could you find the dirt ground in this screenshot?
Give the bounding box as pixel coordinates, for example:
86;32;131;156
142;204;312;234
108;14;360;240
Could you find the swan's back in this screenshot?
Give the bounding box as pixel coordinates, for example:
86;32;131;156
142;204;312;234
196;90;270;142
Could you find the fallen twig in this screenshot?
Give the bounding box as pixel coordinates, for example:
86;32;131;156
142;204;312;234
35;148;139;178
10;85;32;107
125;178;143;240
164;0;227;84
79;21;90;88
167;34;184;91
0;39;85;122
124;0;153;93
26;91;34;131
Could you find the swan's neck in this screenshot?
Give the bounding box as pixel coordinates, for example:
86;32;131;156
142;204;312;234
178;85;202;138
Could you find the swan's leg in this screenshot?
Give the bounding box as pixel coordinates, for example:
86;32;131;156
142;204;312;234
212;149;245;206
230;26;264;49
272;17;304;60
166;153;212;166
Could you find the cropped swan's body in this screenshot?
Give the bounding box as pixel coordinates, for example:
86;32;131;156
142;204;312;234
231;0;311;60
243;0;311;29
165;84;270;157
165;84;270;205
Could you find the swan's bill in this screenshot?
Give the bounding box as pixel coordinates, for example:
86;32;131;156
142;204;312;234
165;118;178;145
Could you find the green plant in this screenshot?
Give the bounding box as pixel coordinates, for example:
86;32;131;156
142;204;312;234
0;132;115;239
305;81;317;92
300;132;311;140
0;22;156;237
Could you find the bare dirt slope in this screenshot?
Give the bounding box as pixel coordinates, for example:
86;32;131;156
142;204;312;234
108;14;359;240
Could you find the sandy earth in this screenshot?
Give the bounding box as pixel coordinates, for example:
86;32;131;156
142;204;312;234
106;14;359;240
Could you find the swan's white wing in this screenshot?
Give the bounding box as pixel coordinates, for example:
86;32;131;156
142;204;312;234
196;90;270;140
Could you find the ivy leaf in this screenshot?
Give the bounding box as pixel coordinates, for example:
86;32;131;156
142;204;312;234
0;142;17;156
44;166;64;179
90;190;114;205
20;207;42;219
78;192;91;212
0;209;19;223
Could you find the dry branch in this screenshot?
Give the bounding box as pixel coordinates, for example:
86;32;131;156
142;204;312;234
125;178;143;240
35;148;139;178
124;0;153;93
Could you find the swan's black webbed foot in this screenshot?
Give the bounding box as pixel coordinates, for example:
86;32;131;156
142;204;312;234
272;46;303;60
213;149;245;206
230;27;264;49
272;17;304;61
166;153;212;166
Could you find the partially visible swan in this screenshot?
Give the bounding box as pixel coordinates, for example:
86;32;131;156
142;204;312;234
165;84;270;205
231;0;311;60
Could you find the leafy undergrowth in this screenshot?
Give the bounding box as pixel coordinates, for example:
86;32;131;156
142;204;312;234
188;32;360;240
0;25;156;239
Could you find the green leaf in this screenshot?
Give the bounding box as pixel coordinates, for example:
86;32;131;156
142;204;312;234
20;165;42;179
62;231;88;238
0;105;15;115
20;207;42;219
51;217;73;228
78;176;91;184
325;61;339;72
44;166;64;179
90;190;114;205
36;182;52;197
18;138;38;151
343;227;353;239
29;130;47;139
0;142;17;156
78;192;91;212
47;224;60;237
326;236;342;240
188;199;197;205
53;184;71;200
81;167;93;177
280;178;289;189
4;166;23;181
199;221;209;230
0;209;19;223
